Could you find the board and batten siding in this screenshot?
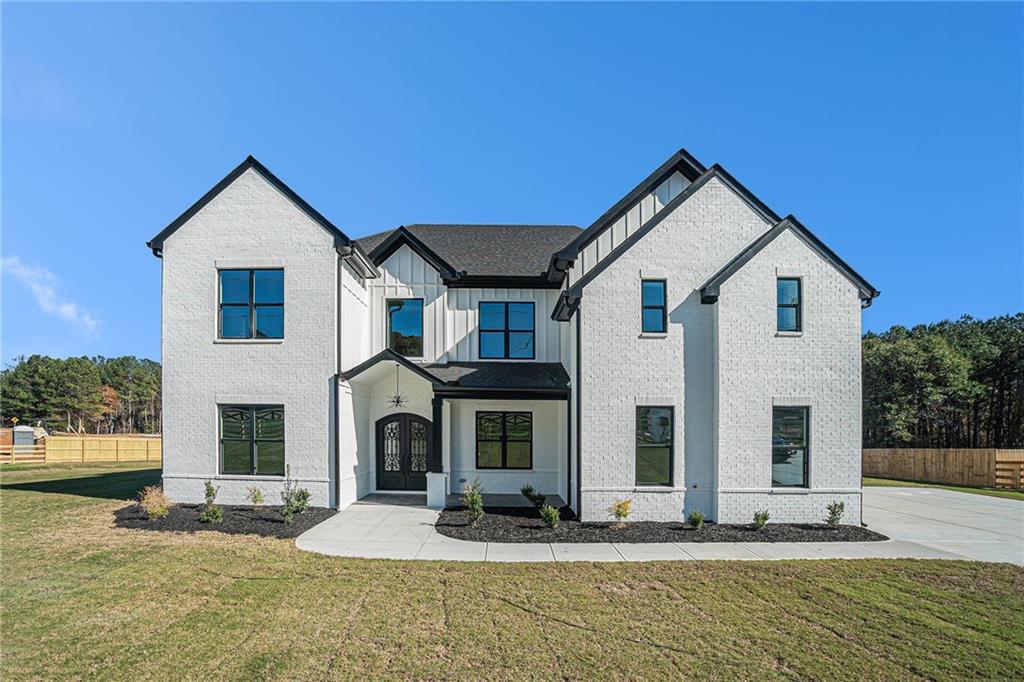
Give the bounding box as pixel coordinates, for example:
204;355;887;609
367;244;569;365
572;170;690;285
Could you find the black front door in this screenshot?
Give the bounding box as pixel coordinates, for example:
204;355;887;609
376;414;430;491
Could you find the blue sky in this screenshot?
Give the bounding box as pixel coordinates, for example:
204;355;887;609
3;2;1021;363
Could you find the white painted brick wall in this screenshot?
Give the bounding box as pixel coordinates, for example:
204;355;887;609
161;168;338;507
579;178;773;521
715;229;863;524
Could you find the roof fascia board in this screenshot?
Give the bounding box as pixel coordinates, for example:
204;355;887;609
147;156;353;256
432;387;570;401
444;275;564;290
367;227;458;279
339;349;444;385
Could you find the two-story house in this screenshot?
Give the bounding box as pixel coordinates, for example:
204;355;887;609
147;149;878;523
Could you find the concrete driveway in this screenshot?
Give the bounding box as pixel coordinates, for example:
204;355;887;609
863;487;1024;565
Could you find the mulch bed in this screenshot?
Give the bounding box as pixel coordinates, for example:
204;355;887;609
114;503;335;539
436;506;888;544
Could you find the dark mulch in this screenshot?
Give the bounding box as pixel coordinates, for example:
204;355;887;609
114;503;335;539
436;506;888;544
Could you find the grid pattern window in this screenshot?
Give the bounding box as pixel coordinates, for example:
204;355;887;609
479;302;535;359
772;406;809;487
476;411;532;469
220;405;285;476
641;280;667;333
219;269;284;339
386;299;424;357
635;406;673;485
777;278;801;332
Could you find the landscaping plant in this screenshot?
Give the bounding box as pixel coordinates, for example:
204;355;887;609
246;486;264;508
608;498;632;528
826;501;845;528
463;479;484;526
199;480;222;524
520;484;546;509
138;485;170;520
753;509;770;530
280;466;312;523
688;509;706;529
540;504;560;528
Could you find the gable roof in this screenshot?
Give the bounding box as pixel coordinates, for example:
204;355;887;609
355;224;582;285
146;156;378;277
699;215;880;306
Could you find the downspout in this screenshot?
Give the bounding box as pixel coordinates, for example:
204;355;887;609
575;304;582;519
335;254;343;510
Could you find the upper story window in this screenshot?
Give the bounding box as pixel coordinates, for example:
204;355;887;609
387;298;424;357
772;406;809;487
479;302;535;359
636;406;673;486
220;405;285;476
641;280;667;333
777;278;801;332
219;269;284;339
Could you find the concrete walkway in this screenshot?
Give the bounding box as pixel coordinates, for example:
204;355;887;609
296;489;1023;563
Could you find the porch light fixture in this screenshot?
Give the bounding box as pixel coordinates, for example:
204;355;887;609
386;365;409;409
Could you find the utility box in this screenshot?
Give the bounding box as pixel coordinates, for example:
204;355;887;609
13;425;35;446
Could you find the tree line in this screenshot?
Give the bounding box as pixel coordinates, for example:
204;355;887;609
1;355;161;434
863;314;1023;449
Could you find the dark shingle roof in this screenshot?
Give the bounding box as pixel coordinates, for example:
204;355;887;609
355;224;581;277
423;362;570;390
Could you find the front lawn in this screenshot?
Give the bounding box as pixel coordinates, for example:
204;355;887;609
2;464;1023;680
863;476;1024;501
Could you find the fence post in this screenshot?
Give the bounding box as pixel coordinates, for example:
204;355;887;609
115;439;120;463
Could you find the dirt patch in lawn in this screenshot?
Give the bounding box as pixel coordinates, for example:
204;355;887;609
436;506;888;543
114;503;335;539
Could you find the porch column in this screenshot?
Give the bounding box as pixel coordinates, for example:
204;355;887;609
426;396;447;509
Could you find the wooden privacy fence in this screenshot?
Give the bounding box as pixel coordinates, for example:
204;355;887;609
0;436;162;464
863;448;1024;489
0;444;46;464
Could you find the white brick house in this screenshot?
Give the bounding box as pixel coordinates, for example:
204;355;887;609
148;150;878;523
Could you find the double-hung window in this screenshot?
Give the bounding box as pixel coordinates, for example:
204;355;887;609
386;299;424;357
772;406;809;487
635;406;673;486
220;405;285;476
777;278;801;332
219;269;284;339
479;302;535;359
641;280;667;333
476;411;532;469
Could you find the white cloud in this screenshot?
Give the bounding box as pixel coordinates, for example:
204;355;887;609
1;256;99;335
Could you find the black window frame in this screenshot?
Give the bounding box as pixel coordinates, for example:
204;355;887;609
219;404;285;477
777;277;802;332
386;297;425;358
771;405;810;488
475;411;533;470
478;301;536;360
635;405;674;486
217;268;284;340
641;280;667;334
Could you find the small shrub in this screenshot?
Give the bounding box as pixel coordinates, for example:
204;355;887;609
520;484;546;509
280;466;312;523
138;485;170;520
540;504;560;528
608;498;632;528
463;479;484;526
199;480;222;524
688;509;706;529
246;486;265;508
825;501;845;528
753;509;770;530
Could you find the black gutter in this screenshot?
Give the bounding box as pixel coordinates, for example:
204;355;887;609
574;305;582;519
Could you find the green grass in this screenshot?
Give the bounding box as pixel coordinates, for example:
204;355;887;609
2;464;1023;680
863;476;1024;501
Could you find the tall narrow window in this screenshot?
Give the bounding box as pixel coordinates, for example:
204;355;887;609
777;278;801;332
636;406;673;486
641;280;667;333
772;406;809;487
479;302;535;359
386;299;424;357
220;405;285;476
476;411;532;469
219;269;284;339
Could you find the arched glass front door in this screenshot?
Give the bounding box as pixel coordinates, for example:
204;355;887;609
375;413;430;491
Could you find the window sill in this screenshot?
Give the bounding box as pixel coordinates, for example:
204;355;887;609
215;474;286;481
214;338;284;345
638;332;668;339
769;487;810;494
632;485;679;493
775;331;803;338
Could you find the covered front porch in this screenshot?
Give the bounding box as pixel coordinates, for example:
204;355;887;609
338;350;572;511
